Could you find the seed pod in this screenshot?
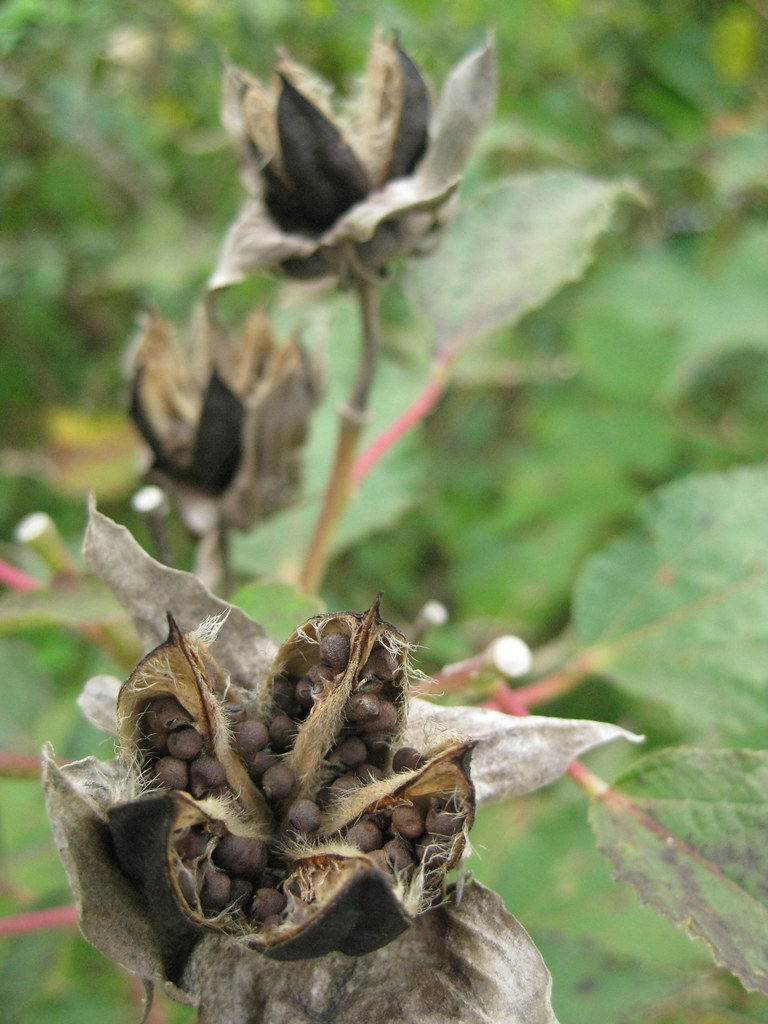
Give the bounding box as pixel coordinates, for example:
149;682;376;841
265;600;410;802
117;614;269;822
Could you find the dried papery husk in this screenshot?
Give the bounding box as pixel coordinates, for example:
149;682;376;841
266;600;411;803
116;613;269;822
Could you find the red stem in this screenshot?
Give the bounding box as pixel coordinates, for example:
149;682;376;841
0;904;78;937
353;352;453;484
0;559;41;592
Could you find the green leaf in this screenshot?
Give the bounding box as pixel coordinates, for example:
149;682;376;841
229;580;323;645
410;172;640;353
590;747;768;995
573;464;768;735
0;576;125;633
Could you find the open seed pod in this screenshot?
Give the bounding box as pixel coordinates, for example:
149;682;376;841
106;602;475;962
116;612;270;822
264;598;411;804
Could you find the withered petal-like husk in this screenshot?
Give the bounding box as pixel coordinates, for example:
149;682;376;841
185;881;559;1024
83;504;276;688
405;700;643;806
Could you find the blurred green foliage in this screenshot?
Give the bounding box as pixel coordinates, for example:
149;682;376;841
3;0;768;1021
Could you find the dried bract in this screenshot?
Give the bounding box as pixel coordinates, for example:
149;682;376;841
211;30;497;287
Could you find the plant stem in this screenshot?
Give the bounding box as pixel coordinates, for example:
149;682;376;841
353;351;452;484
0;559;41;592
299;277;381;595
0;905;78;937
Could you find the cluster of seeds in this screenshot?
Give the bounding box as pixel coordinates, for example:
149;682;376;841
112;607;474;956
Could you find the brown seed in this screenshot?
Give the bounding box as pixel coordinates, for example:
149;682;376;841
252;887;287;921
167;726;204;761
271;676;299;715
154;756;189;790
287;799;322;833
229;876;254;907
233;720;270;761
425;805;464;836
383;837;416;875
212;834;269;877
364;734;391;761
200;864;231;912
392;746;424;773
261;762;295;801
174;827;209;860
177;864;200;904
391;804;426;840
367;848;390;874
248;750;278;782
328;773;360;799
269;714;298;752
346;819;383;852
355;763;385;784
416;837;449;871
360;645;398;685
294;678;314;707
319;632;350;673
224;703;248;723
189;755;227;797
145;697;192;735
331;736;368;768
307;662;334;690
346;692;381;723
359;699;398;733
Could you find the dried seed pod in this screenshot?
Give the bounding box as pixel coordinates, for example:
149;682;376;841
106;606;475;966
117;614;269;822
266;600;410;802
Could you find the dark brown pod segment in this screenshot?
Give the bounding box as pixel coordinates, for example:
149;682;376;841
107;793;205;985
